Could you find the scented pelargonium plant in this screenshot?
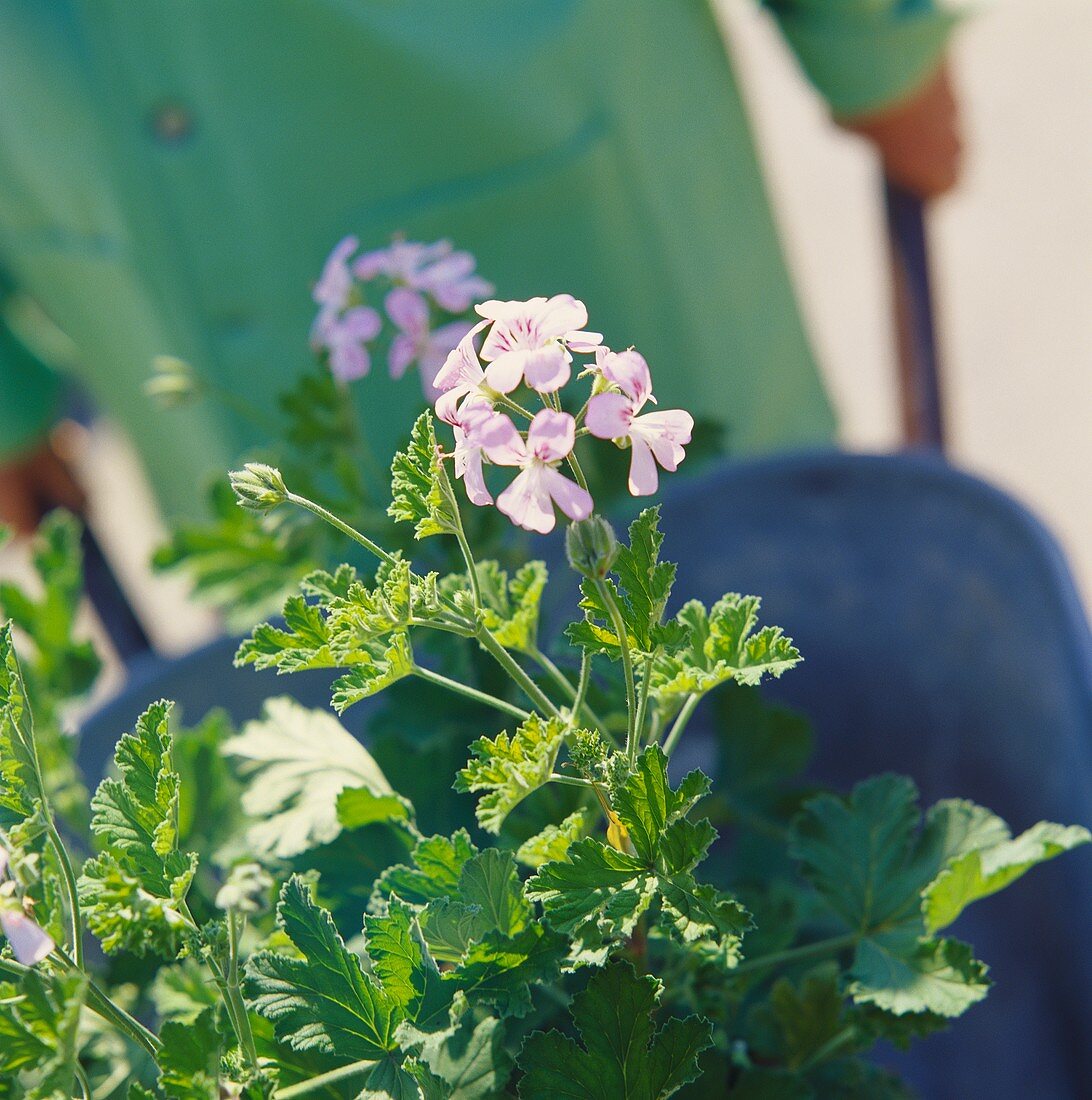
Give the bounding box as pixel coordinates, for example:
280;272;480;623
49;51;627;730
1;285;1089;1100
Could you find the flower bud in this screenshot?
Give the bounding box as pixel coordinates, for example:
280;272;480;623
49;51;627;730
229;463;288;512
144;355;199;409
566;515;618;579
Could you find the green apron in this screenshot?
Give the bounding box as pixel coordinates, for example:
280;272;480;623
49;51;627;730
0;0;954;519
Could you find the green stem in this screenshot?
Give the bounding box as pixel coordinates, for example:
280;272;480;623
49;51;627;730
527;646;612;738
633;655;652;750
549;773;594;789
275;1060;377;1099
729;933;858;978
285;491;396;566
594;577;636;765
412;664;531;721
476;628;560;718
661;693;701;757
453;528;482;609
73;1059;92;1100
493;393;538;422
566;450;590;493
45;819;83;969
227;910;259;1070
50;948;161;1057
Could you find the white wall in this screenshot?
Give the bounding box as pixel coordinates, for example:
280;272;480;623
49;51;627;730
716;0;1092;600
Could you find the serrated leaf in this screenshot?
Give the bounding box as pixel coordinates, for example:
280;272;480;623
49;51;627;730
0;970;87;1099
788;775;1086;1017
224;697;401;859
449;925;566;1019
454;715;568;834
650;595;801;701
527;748;743;966
456;850;531;938
517;962;712;1099
515;810;589;869
79;700;197;957
470;560;549;653
375;831;479;909
364;899;449;1029
156;1006;225;1100
612;507;676;651
418;1013;511;1099
151;959;221;1024
245;876;402;1059
331;633;414;713
389;412;460;539
234;595;338;674
0;622;43;825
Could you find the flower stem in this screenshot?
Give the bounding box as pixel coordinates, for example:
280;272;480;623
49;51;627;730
412;664;531;721
550;772;594;789
633;655;652;749
227;909;259;1070
528;646;612;738
285;491;396;566
729;932;859;978
275;1060;377;1098
50;947;162;1057
594;577;637;765
493;394;538;422
45;818;84;969
661;693;701;757
476;628;561;718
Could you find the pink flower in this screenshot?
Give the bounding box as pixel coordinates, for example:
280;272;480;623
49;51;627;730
484;410;593;533
586;349;694;496
311;305;383;383
433;319;491;424
313;235;359;309
450;398;505;507
0;906;55;966
355;240;492;313
476;295;603;394
385;287;472;396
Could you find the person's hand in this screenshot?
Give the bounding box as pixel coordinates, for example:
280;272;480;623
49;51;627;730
0;436;87;536
839;61;963;199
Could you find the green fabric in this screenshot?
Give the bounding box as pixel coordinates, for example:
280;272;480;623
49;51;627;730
0;1;950;519
766;0;960;117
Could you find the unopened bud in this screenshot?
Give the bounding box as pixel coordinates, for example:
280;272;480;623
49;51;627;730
229;463;288;512
144;356;199;409
566;515;618;579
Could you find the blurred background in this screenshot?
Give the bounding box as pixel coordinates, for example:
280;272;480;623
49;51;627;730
1;0;1086;671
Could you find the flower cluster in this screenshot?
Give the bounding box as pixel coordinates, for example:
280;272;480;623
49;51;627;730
311;236;492;392
432;295;694;532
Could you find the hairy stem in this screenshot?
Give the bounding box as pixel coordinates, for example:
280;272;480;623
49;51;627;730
227;909;259;1070
412;664;531;721
661;693;701;757
594;577;637;765
633;655;652;750
50;948;162;1057
275;1059;377;1098
476;628;561;718
45;819;83;969
549;772;595;789
528;646;612;739
285;491;396;566
728;932;859;978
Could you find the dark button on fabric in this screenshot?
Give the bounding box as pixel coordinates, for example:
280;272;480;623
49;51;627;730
149;101;194;144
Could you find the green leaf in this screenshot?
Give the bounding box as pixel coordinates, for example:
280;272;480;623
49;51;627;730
375;831;479;909
363;899;449;1028
922;819;1090;933
449;925;566;1019
650;595;801;702
0;511;99;702
612;507;676;651
456;850;531;938
565;508;676;659
79;700;198;957
463;560;548;654
0;622;43;825
515;810;589;869
417;1014;512;1099
156;1006;225;1100
337;786;415;830
517;962;712;1099
0;970;87;1099
389;412;460;539
849;935;990;1018
223;697;403;859
454;715;568;834
245;876;402;1059
151;959;221;1024
330;633;415;713
788;775;1086;1017
527;748;746;966
233;595;338;674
